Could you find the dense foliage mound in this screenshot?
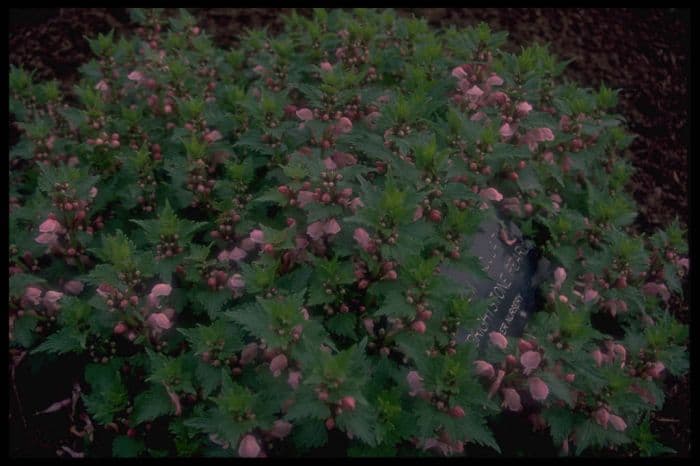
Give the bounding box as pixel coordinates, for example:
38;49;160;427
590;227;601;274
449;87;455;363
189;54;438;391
9;8;688;457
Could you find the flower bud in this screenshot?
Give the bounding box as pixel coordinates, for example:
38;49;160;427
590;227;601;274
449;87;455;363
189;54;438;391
238;434;261;458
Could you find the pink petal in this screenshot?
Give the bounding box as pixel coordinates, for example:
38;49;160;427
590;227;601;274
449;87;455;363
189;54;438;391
593;408;610;428
35;232;57;245
127;70;144;81
323;157;337;170
553;267;567;288
451;66;468;79
499;123;515;138
520;351;542;375
466;85;484;100
474;360;495;379
332;151;357;168
353;228;373;252
306;221;325;241
608;414;627;432
24;286;43;306
337;117;353;134
296;108;313;121
287;371;302;390
323;218;341;236
480;188;504;202
320;61;333;72
528;377;549;401
486;74;504;86
240;343;258;365
502;388;522;412
407;371;424;396
229;247;247;261
148;313;172;330
204;130;223;143
297;190;315;208
470;111;487;121
227;274;245;290
270;420;293;439
270;354;288;377
489;331;508;349
516;101;533;116
250;229;265;244
238;434;261;458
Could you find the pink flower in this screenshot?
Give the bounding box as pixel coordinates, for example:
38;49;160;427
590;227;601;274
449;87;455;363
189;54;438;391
449;405;465;418
147;312;172;330
288;371;302;390
296;108;313;121
642;282;670;302
39;218;61;233
253;64;266;74
23;286;43;306
332;151;357;168
35;232;58;245
520;351;541;375
502;388;522;412
499;123;515;139
336;117;353;134
538;127;555;141
324;218;341;235
583;288;599;303
353;228;373;252
270;354;288;377
647;361;665;379
227;274;245;291
411;320;427;334
480;187;504;202
341;396;356;411
94;80;109;92
451;66;467;79
474;360;495;379
406;371;424;396
323;157;337;170
593;408;610;428
204;130;223;143
592;349;604;367
489;331;508;349
608;414;627;432
465;85;484;101
306;221;325;241
63;280;84;296
553;267;567;289
486;74;504;86
42;290;64;312
270;420;293;439
96;283;114;298
297;190;315;208
127;70;144;82
250;229;265;244
148;283;172;308
470;111;487;121
320;61;333;72
528;377;549;401
413;205;424;221
238;434;261;458
229;247;247;261
516;101;533;116
240;343;258;365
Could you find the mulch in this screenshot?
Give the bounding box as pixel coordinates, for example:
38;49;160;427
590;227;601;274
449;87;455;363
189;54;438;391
8;8;690;457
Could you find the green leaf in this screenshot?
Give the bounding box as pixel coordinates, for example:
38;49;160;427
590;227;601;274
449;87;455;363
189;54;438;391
31;327;86;355
326;313;358;339
292;418;328;451
112;436;145;458
132;386;173;426
83;361;129;425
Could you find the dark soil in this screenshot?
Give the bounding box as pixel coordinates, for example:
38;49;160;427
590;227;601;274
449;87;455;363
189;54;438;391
8;8;690;457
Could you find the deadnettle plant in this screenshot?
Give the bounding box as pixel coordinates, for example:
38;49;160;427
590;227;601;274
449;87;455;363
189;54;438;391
8;8;687;459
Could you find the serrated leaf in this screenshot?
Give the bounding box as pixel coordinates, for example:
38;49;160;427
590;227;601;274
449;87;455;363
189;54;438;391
112;436;145;458
132;386;173;426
